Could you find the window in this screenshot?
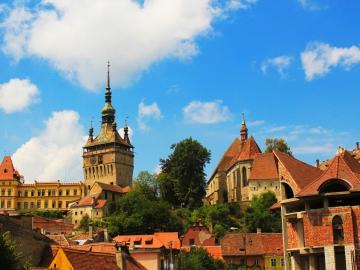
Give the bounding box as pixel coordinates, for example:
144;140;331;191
44;201;48;208
59;190;63;196
74;189;77;196
281;258;285;266
8;189;11;196
242;167;248;187
31;190;34;197
37;201;41;209
25;190;28;197
7;201;11;208
59;201;62;208
1;189;4;196
254;259;259;265
30;202;34;209
333;215;344;244
75;212;78;216
24;202;28;209
112;193;115;202
42;190;45;196
52;202;56;208
17;202;21;209
52;190;56;196
48;190;51;196
105;192;107;200
38;190;41;196
189;239;194;245
66;189;70;196
1;201;4;208
80;211;83;214
18;191;21;197
240;259;245;265
271;258;276;267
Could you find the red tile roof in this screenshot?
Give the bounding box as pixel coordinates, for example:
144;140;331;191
71;192;101;208
46;235;72;246
297;151;360;197
221;233;283;256
249;153;278;180
209;136;261;181
273;150;323;192
182;246;223;260
96;182;128;193
94;199;107;209
113;232;180;250
0;156;23;180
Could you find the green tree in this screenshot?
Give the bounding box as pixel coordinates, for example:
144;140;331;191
265;138;293;157
0;231;22;270
243;191;281;233
133;171;159;200
176;246;225;270
106;190;182;235
77;213;90;231
160;137;211;208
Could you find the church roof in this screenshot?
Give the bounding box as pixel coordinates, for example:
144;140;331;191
297;151;360;197
209;136;261;181
0;156;23;180
249;153;279;180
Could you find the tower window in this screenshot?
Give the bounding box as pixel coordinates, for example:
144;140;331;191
333;215;344;244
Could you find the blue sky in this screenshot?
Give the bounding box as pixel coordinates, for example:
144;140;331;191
0;0;360;183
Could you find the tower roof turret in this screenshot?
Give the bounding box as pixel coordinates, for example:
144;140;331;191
240;113;248;141
101;61;116;124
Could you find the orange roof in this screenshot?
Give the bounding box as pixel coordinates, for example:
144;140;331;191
113;232;180;250
0;156;23;180
182;246;223;260
71;193;101;208
273;150;323;193
94;199;107;209
221;233;283;256
95;182;128;193
249;153;278;180
209;136;261;181
50;247;147;270
297;151;360;197
69;243;116;253
46;235;72;246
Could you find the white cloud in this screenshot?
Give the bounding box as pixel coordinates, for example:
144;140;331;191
267;126;286;133
137;101;162;131
153;164;162;174
0;78;40;113
301;42;360;81
118;126;134;141
12;110;86;182
297;0;329;11
183;100;233;124
292;143;335;155
261;56;293;77
247;120;265;127
0;0;255;91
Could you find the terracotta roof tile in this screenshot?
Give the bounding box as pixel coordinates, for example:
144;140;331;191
273;150;323;192
209;136;261;181
71;193;101;208
96;182;128;193
221;233;283;256
0;156;22;180
182;246;223;260
94;199;107;209
249;153;278;180
297;151;360;197
46;235;72;246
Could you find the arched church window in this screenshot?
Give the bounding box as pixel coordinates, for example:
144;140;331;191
242;167;248;187
333;215;344;244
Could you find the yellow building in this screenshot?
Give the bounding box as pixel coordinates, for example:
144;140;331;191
0;155;84;211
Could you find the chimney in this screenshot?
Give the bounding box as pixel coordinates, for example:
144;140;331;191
357;142;359;150
89;222;93;240
257;228;261;234
104;227;109;242
115;242;128;270
91;196;95;206
315;159;319;168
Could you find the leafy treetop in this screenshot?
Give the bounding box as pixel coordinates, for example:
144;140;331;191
265;138;293;157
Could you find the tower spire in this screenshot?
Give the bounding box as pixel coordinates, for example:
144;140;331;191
101;61;116;124
240;113;248;141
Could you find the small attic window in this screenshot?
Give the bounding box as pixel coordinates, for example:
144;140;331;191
4;169;7;173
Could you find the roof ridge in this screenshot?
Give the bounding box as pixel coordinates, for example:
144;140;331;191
339;151;360;183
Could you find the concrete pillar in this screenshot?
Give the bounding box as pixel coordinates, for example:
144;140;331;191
344;245;354;270
292;253;301;270
309;254;316;270
324;246;335;270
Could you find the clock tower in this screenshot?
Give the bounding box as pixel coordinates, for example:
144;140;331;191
82;62;134;192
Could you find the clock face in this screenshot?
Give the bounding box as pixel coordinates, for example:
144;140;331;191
90;156;96;165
